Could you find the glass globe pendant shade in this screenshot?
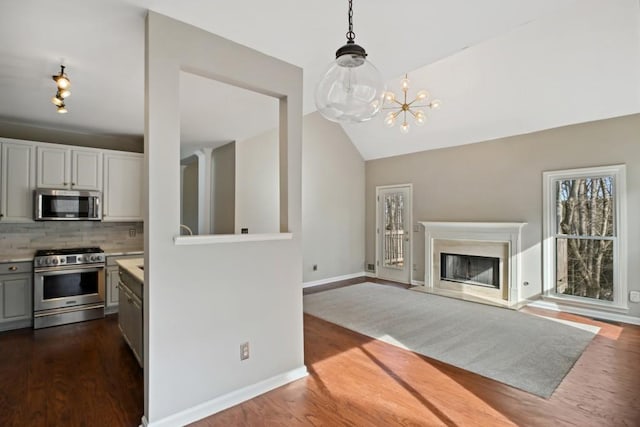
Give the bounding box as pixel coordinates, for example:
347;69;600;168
384;112;396;127
315;47;385;123
400;121;410;134
416;89;429;102
384;91;395;103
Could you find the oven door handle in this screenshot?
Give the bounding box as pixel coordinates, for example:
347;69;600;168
34;266;105;275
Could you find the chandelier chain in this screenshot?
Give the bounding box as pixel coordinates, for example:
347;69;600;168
346;0;356;42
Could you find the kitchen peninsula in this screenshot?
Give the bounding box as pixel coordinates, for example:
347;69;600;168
116;258;144;367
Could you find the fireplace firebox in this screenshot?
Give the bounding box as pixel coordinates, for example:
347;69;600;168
440;253;500;288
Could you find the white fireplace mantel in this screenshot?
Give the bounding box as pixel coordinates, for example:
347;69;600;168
419;221;527;305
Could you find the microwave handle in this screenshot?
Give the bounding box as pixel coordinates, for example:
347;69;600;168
34;194;42;220
95;197;100;217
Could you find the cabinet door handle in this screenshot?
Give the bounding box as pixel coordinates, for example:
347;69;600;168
72;182;76;186
0;213;3;219
63;182;68;186
8;266;18;271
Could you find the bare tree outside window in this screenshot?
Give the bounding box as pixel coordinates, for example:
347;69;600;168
555;176;615;301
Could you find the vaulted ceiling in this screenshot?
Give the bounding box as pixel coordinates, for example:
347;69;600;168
0;0;638;160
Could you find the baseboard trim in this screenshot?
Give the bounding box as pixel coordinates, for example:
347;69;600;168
104;306;118;315
0;318;32;332
303;272;365;288
411;280;425;286
365;272;376;278
527;300;640;326
143;366;308;427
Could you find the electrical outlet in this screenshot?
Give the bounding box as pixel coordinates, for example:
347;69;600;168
413;264;417;271
367;263;375;271
312;264;318;271
128;228;136;238
630;291;640;303
240;342;250;360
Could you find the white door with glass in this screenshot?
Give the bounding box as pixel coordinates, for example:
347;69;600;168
377;185;412;283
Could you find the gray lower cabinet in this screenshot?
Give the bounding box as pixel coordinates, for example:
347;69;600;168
0;262;33;331
118;268;143;367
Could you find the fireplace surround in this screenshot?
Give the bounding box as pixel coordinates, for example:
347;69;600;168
419;222;527;307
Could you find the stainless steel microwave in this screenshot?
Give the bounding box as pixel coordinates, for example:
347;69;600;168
34;189;102;221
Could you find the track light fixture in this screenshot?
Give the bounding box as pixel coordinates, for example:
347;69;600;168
51;65;71;114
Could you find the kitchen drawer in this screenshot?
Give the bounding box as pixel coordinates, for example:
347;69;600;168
118;268;142;300
0;262;32;275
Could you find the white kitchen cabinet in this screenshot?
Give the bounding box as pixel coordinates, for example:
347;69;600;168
106;266;120;311
36;145;102;190
105;254;142;314
0;139;35;223
118;267;143;367
0;262;33;331
103;152;143;222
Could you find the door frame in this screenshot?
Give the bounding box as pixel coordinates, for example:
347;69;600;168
375;183;413;284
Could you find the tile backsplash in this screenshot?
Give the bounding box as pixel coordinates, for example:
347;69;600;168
0;221;143;254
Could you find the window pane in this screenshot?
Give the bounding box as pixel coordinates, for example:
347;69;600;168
555;176;614;237
556;237;613;301
383;192;404;268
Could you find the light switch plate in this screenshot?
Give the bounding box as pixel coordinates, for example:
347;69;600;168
630;291;640;303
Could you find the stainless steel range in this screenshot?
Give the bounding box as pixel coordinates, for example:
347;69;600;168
33;247;105;329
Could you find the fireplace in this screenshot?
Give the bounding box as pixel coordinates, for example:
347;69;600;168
419;221;527;307
440;253;500;288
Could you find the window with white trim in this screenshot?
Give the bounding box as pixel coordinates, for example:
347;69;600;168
543;165;627;309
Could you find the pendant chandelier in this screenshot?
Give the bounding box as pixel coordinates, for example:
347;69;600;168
383;74;440;134
315;0;385;123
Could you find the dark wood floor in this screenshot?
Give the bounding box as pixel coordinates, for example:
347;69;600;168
0;315;143;427
1;286;639;427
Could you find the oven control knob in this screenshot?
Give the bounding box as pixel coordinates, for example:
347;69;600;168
52;258;58;265
77;256;83;262
90;255;96;261
45;258;51;265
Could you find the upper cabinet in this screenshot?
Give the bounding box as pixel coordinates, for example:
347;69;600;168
0;138;142;223
103;152;143;222
0;139;35;223
36;145;102;191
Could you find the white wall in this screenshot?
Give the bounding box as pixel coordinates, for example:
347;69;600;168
365;113;640;319
235;130;279;234
145;12;304;426
302;112;365;283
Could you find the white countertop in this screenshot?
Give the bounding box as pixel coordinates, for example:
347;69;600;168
0;252;36;263
116;257;144;283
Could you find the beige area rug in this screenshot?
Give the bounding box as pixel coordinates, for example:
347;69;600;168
303;282;597;398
